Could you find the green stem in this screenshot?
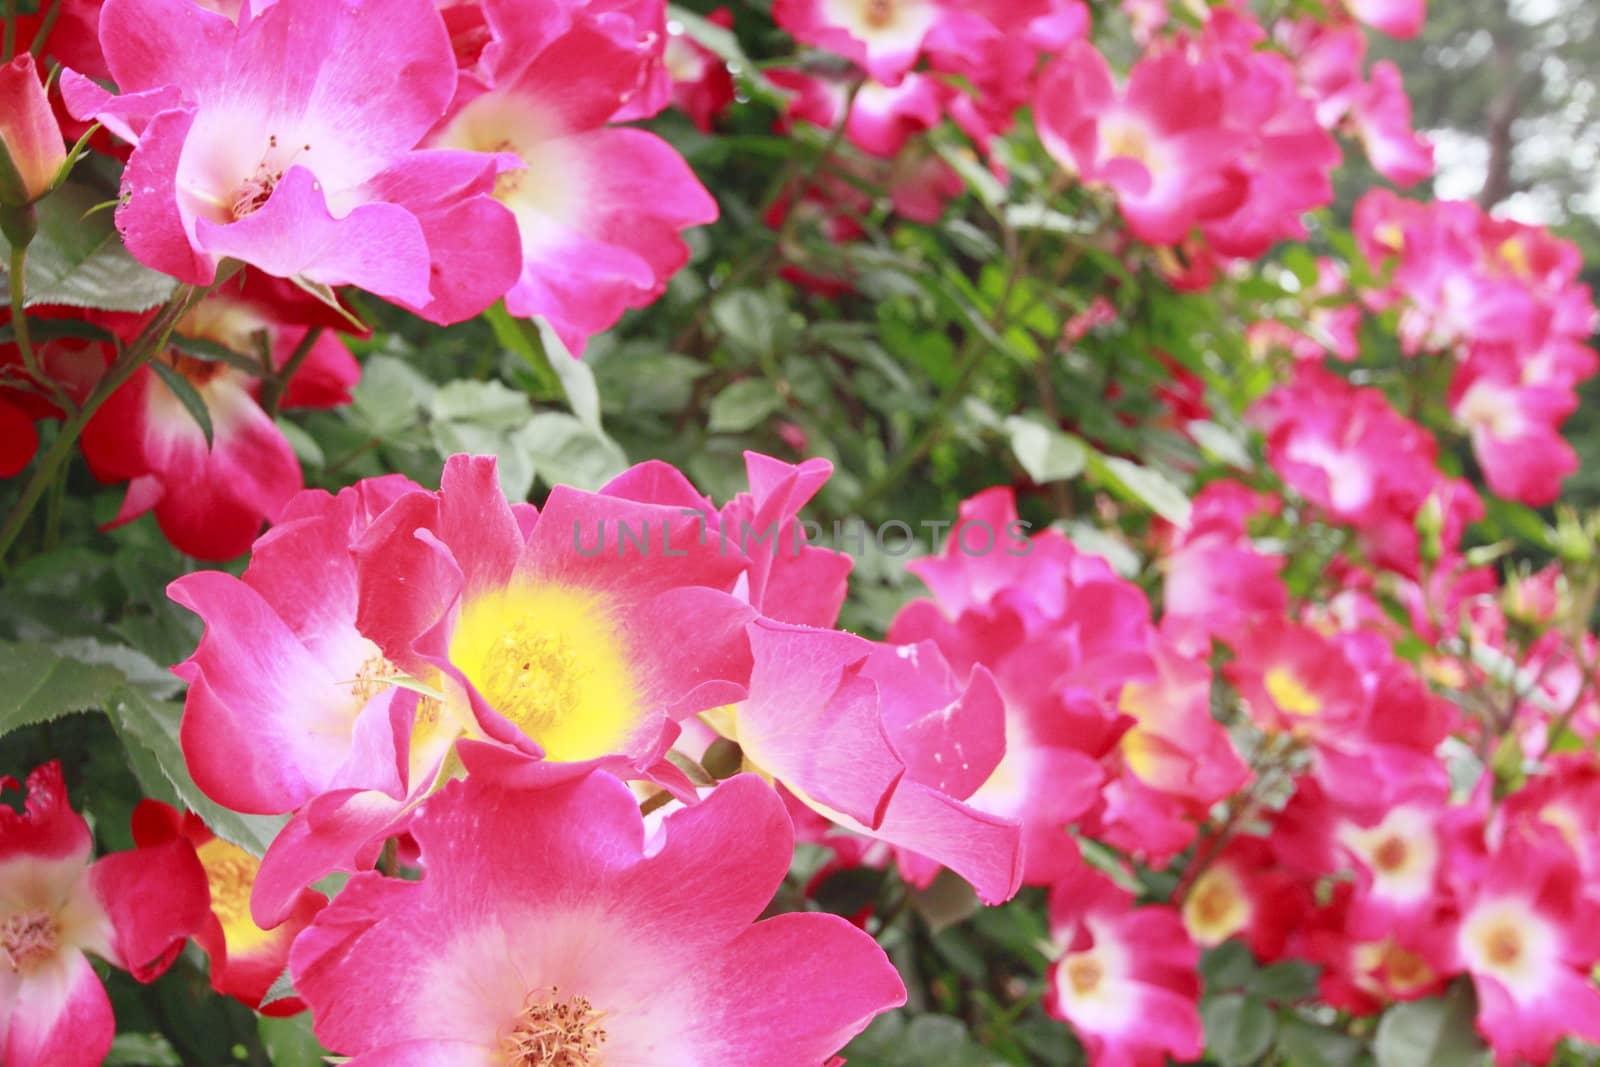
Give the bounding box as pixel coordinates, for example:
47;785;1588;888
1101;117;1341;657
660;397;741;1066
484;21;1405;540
28;0;62;57
258;325;322;418
0;284;203;568
853;226;1056;513
2;0;15;62
852;335;990;514
7;244;37;376
8;243;77;416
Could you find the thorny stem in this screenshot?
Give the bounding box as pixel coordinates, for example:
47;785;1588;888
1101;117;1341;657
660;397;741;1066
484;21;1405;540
0;283;207;569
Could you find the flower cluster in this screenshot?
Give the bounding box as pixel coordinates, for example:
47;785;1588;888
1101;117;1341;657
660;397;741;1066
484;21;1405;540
59;0;712;351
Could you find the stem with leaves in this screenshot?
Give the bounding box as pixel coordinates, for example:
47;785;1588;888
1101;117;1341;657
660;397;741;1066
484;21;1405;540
0;282;207;568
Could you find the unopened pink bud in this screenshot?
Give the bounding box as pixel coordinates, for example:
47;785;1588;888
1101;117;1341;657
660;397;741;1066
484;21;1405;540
0;55;67;207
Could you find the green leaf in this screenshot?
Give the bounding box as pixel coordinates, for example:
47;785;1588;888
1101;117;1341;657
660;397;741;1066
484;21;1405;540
258;1013;328;1067
708;378;783;433
0;318;116;347
1202;993;1277;1067
533;317;605;430
1278;1018;1364;1067
257;966;296;1011
1248;960;1321;1002
107;686;285;856
0;183;178;311
1480;497;1555;553
519;412;629;491
1188;419;1254;468
148;360;214;449
486;302;564;398
104;1033;183;1067
842;1012;1009;1067
1005;414;1087;484
1088;453;1193;525
929;130;1006;210
275;415;326;467
427;378;541;496
711;289;784;360
1373;983;1490;1067
1004;203;1097;236
1200;941;1258;991
52;637;182;700
908;868;982;933
169;333;266;375
0;640;127;739
350;353;432;439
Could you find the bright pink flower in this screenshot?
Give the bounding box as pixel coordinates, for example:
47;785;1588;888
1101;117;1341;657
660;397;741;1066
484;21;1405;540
353;454;753;779
710;452;853;628
1281;18;1433;186
1345;0;1426;38
1352;193;1569;357
1161;482;1287;654
291;772;906;1063
1225;623;1369;740
922;0;1087;149
728;621;1023;904
1303;882;1451;1014
1036;41;1246;246
166;474;443;926
1180;836;1309;961
887;146;964;222
1200;13;1341;258
131;801;324;1014
430;9;717;353
1498;758;1600;884
664;8;735;131
1046;863;1204;1067
1353;62;1433;185
891;489;1153;881
1451;353;1579;506
80;279;361;559
1450;834;1600;1065
771;0;949;84
1333;781;1454;934
771;68;945;159
0;54;67;206
0;763;209;1067
1123;0;1167;38
1251;364;1445;541
64;0;520;321
1100;637;1250;857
